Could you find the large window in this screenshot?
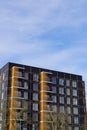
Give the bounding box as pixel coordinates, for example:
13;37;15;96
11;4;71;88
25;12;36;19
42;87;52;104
68;116;71;124
23;112;27;120
47;95;57;102
72;81;77;87
33;93;38;101
68;126;72;130
33;73;39;81
24;92;28;99
67;97;70;104
33;113;38;121
0;113;2;121
59;106;64;112
32;124;38;130
59;87;64;94
2;72;5;80
73;98;78;105
66;88;70;95
66;80;70;87
0;124;2;130
52;95;57;103
51;105;57;112
74;117;79;124
73;89;77;96
24;81;28;89
1;92;4;100
33;103;38;111
23;127;27;130
24;72;28;79
59;79;64;86
23;101;28;109
59;96;64;104
73;107;78;115
14;100;21;108
52;77;56;84
67;107;71;114
33;83;39;91
74;127;79;130
52;86;57;93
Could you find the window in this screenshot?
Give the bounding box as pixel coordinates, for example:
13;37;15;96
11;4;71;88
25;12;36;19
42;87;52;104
68;116;71;124
15;80;22;87
52;77;56;84
2;72;5;80
24;72;28;79
74;117;79;124
23;112;27;120
52;95;57;103
23;101;28;109
33;113;38;121
33;103;38;111
74;127;79;130
66;88;70;95
67;97;70;104
1;92;4;100
2;82;5;91
67;107;71;114
47;123;51;130
24;81;28;89
73;98;78;105
72;81;77;87
51;105;57;112
68;126;72;130
52;86;56;93
73;89;77;96
33;83;38;91
16;100;21;108
0;113;2;121
73;107;78;115
33;93;38;101
1;102;3;109
17;123;21;130
59;87;64;94
59;106;64;112
23;128;27;130
24;92;28;99
33;73;39;81
14;90;21;97
0;124;2;130
59;79;64;86
59;96;64;104
32;124;38;130
66;80;70;86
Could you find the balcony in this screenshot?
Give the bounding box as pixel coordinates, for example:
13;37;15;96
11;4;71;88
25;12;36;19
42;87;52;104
40;71;53;84
40;85;56;94
12;66;28;80
11;81;28;90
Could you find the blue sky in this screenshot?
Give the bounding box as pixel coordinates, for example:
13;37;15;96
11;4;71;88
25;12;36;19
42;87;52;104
0;0;87;93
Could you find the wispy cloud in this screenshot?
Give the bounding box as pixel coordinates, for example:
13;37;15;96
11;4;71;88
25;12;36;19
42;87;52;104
0;0;87;94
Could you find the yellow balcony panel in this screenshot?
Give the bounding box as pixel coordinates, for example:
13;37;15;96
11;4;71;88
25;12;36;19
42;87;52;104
40;122;47;130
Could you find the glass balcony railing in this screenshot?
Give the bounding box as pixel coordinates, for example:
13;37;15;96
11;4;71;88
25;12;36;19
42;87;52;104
11;81;28;90
12;71;28;80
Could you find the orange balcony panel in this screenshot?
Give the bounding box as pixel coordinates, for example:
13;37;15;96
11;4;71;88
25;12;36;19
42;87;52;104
41;92;47;101
41;103;47;110
40;122;47;130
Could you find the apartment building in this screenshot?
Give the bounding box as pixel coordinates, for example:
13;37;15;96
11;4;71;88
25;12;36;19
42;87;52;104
0;62;86;130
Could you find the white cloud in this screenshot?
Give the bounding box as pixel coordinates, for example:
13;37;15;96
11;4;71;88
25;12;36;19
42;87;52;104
0;0;87;39
0;0;87;96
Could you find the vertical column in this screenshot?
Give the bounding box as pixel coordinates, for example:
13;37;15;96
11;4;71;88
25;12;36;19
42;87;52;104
40;72;52;130
40;72;47;130
9;67;18;130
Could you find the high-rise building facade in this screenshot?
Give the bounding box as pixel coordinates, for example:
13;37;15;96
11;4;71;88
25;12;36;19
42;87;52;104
0;62;86;130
